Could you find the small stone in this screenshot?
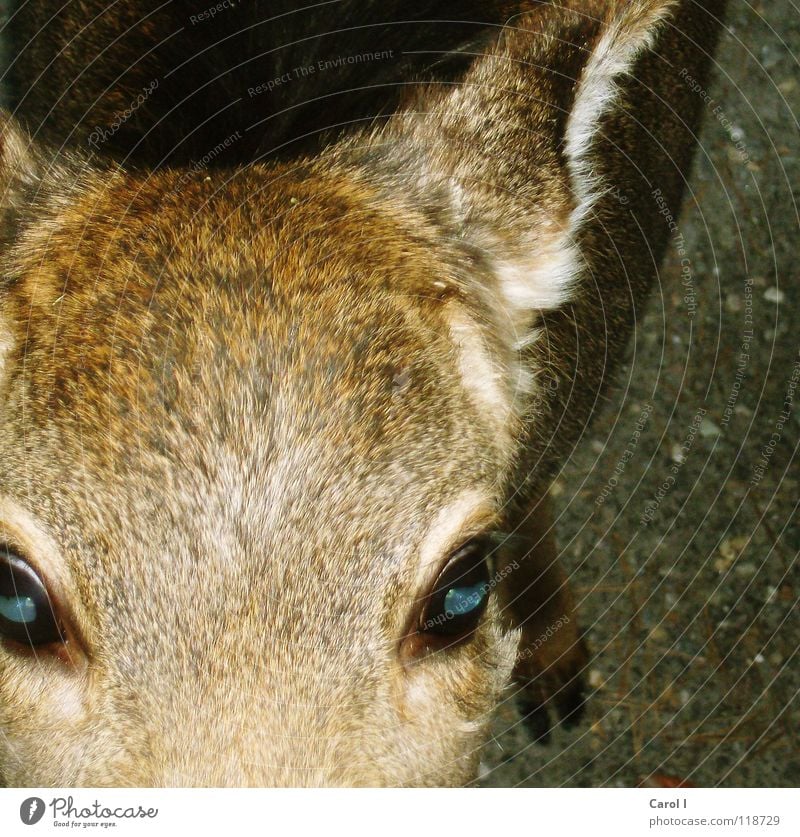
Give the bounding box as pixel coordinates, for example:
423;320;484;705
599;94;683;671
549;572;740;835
700;417;721;438
764;287;785;304
550;480;565;498
734;561;756;577
725;295;743;313
670;443;687;464
679;689;691;705
589;669;604;689
754;653;765;664
760;45;781;70
728;146;747;164
716;535;749;572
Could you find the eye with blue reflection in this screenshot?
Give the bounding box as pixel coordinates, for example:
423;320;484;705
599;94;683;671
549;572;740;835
444;583;488;617
418;537;493;642
0;547;64;648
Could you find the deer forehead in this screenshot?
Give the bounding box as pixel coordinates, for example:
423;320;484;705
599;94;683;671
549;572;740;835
0;263;507;643
0;167;517;642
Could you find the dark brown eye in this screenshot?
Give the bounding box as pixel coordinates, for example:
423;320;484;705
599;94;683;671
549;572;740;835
417;536;492;647
0;546;65;648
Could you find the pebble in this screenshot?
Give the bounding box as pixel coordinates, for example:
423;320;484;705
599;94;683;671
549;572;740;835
760;45;781;70
589;669;605;689
670;443;687;464
725;295;743;313
719;536;748;561
700;417;722;438
734;561;757;577
764;287;785;303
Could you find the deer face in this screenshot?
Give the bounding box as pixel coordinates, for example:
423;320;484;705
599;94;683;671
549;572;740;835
0;153;526;786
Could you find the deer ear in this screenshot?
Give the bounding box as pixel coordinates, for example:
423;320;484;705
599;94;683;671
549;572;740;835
371;2;681;347
563;0;678;226
492;0;680;333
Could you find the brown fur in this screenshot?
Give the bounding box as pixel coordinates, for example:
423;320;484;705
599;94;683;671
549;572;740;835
0;0;725;785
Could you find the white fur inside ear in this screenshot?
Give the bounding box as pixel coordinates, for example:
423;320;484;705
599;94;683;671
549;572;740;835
565;1;678;213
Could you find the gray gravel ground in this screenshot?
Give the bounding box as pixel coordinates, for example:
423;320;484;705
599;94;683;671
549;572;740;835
482;0;800;788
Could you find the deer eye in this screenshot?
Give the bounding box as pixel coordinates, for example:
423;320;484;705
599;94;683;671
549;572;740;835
0;546;65;648
417;537;492;647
